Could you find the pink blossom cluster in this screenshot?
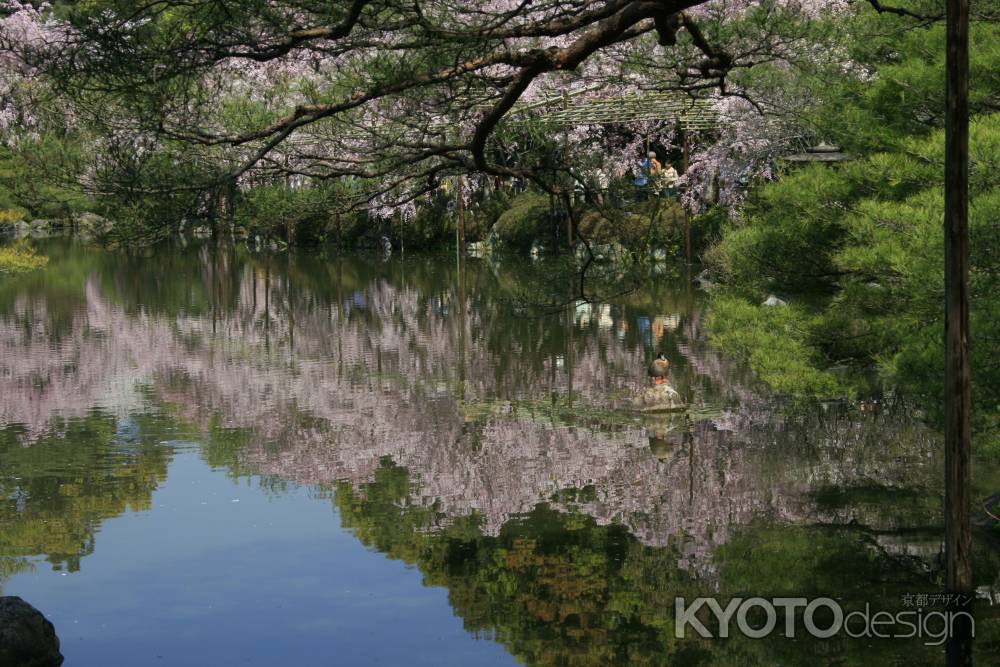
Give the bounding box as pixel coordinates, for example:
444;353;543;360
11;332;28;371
0;1;47;135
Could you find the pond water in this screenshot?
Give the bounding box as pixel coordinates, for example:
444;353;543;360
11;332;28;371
1;239;998;666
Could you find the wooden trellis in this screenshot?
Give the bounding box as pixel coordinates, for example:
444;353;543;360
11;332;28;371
500;86;712;262
295;87;717;145
506;87;718;130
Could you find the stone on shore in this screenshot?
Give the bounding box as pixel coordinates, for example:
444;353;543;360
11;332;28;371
0;596;63;667
762;294;787;307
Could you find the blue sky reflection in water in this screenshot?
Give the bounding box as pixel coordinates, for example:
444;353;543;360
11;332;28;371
7;446;516;666
1;239;998;666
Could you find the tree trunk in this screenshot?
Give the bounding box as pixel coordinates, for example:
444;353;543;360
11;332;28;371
944;0;972;662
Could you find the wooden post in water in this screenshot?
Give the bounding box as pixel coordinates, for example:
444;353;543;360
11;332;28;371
566;280;574;408
264;263;271;352
457;248;467;404
211;242;218;335
457;176;467;257
563;94;573;249
682;128;692;266
288;260;295;353
549;192;558;248
944;0;972;662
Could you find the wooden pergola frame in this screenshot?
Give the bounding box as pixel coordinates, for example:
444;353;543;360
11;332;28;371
506;86;718;130
500;87;714;259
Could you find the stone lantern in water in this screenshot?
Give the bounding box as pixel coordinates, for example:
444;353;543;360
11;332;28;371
782;141;853;164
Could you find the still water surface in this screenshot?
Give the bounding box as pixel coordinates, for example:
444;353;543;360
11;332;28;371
1;240;998;665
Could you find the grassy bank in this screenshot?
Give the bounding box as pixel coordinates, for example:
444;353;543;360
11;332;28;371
0;240;47;275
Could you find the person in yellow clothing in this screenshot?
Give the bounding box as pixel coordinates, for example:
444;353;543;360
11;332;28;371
658;163;679;198
635;151;662;201
647;151;663;178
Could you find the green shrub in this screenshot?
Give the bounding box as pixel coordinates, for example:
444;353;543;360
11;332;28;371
577;199;685;250
0;241;48;275
493;191;552;248
707;115;1000;451
235;183;344;244
0;208;27;224
707;296;850;398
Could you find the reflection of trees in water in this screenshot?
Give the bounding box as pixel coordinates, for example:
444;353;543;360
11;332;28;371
0;248;945;580
334;458;970;667
334;460;688;666
0;412;174;589
2;246;989;664
0;557;34;595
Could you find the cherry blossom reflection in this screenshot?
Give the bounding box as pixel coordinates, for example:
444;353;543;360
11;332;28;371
0;245;943;579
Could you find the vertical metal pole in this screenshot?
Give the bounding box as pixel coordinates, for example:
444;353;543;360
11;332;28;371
944;0;972;662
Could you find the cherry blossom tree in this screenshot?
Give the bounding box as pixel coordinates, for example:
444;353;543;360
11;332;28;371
4;0;873;210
